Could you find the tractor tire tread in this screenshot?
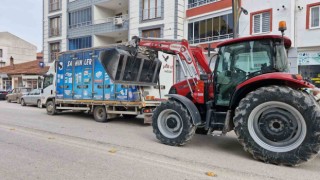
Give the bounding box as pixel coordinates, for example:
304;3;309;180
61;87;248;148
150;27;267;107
234;85;320;166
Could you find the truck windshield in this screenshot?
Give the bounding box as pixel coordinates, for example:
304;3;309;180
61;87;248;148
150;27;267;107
43;75;53;89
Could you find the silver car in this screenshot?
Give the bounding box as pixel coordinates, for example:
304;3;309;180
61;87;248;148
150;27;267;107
20;89;42;108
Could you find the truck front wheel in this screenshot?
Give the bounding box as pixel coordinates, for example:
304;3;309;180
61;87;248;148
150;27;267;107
93;106;107;123
46;100;57;115
152;100;196;146
234;86;320;166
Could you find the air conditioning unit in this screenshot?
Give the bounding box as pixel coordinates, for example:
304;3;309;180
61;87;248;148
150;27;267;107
114;18;123;26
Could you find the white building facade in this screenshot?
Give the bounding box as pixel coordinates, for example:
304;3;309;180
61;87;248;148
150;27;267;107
129;0;186;39
239;0;320;87
0;32;37;67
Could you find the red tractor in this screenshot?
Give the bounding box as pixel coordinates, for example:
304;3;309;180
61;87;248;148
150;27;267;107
102;27;320;165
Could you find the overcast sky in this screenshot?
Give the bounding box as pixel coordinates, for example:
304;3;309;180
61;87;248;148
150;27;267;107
0;0;42;52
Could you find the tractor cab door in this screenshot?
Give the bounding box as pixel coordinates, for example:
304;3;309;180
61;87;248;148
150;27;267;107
215;40;275;106
215;49;241;106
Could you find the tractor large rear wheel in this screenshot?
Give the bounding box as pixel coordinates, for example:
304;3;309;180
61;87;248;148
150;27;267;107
152;100;196;146
234;86;320;166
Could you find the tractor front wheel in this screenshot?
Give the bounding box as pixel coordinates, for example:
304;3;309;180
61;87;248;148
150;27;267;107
234;86;320;166
152;100;196;146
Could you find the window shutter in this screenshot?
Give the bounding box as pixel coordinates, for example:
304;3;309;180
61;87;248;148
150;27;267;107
262;12;270;32
253;14;261;33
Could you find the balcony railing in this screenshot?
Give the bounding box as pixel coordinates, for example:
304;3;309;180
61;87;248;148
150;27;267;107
189;33;233;44
49;28;61;37
94;14;129;25
188;0;219;9
142;7;162;21
49;1;61;12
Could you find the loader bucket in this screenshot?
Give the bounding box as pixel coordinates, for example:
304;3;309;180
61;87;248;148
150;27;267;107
99;48;162;86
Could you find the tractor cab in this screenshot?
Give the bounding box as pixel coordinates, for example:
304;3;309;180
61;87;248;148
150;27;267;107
214;35;291;106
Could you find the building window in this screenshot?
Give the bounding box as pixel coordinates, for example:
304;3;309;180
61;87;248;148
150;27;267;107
188;0;218;9
250;9;272;34
49;42;60;63
69;36;92;50
142;0;162;20
69;7;92;29
142;28;161;38
310;5;320;28
49;0;61;12
49;16;61;37
188;14;233;44
0;49;2;57
26;80;38;89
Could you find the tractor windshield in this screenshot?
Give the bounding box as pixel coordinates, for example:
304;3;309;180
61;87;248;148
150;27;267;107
215;39;289;106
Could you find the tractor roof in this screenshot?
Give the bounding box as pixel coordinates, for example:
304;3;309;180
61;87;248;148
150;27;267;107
217;35;292;49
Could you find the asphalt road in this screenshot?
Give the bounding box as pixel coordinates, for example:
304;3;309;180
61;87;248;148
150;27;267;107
0;101;320;180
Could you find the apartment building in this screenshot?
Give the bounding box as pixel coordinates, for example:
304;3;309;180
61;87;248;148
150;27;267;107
43;0;129;63
129;0;185;39
185;0;233;50
239;0;320;87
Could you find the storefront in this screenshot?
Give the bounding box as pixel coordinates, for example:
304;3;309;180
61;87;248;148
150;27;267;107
298;51;320;88
0;73;12;90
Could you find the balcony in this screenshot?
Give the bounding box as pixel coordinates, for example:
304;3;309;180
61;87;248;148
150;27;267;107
189;33;233;44
68;0;128;12
68;15;129;39
188;0;219;9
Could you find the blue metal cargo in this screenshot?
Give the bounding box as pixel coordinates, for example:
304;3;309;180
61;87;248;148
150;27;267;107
56;48;139;101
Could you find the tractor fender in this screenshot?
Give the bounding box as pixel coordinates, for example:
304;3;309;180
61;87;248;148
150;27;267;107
165;94;202;126
230;74;314;109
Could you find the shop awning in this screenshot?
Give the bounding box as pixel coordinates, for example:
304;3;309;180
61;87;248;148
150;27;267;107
0;73;8;78
22;75;40;80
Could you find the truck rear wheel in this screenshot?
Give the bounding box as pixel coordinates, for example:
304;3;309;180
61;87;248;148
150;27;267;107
152;100;196;146
93;106;107;123
234;86;320;166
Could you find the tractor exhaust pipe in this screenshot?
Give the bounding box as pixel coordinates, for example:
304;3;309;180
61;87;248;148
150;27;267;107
232;0;248;39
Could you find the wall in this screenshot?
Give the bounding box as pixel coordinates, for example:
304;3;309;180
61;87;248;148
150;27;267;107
239;0;295;44
296;0;320;48
0;32;37;65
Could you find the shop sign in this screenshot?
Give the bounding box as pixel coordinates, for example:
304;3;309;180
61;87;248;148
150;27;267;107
298;52;320;65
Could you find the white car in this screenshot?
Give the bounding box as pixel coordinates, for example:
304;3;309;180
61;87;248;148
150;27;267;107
20;89;42;108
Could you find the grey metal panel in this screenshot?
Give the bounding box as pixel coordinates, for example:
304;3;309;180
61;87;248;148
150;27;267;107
67;22;129;39
68;0;112;12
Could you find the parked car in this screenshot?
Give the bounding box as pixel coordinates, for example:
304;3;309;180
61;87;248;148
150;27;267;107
6;87;32;103
0;89;8;100
20;89;42;108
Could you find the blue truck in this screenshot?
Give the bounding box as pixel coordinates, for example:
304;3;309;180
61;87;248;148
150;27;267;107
43;46;173;123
